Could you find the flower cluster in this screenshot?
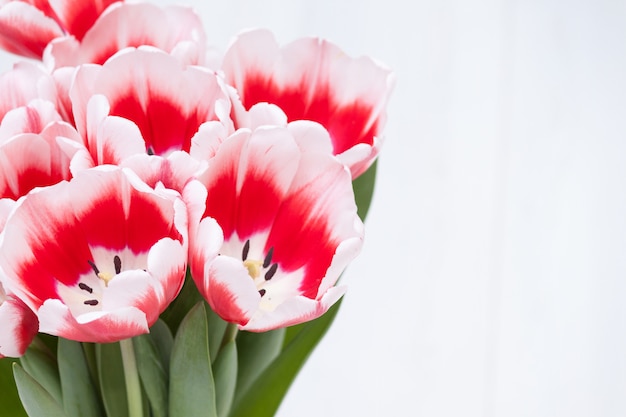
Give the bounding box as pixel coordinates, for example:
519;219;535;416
0;0;393;357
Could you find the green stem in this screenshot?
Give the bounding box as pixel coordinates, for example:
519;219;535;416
119;338;143;417
219;323;239;352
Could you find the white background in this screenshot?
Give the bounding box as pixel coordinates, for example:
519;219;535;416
3;1;626;416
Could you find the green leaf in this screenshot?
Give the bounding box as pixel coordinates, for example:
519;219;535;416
13;363;66;417
20;344;62;405
81;343;100;394
206;304;228;363
169;302;217;417
96;342;128;417
148;319;174;376
352;160;378;221
232;328;285;406
213;340;237;417
133;334;168;417
58;339;104;417
228;299;342;417
160;270;203;335
0;358;27;417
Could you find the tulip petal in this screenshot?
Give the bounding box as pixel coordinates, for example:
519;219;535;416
0;62;58;123
207;256;260;327
0;2;63;58
53;3;207;66
0;167;188;343
38;298;149;343
48;0;119;41
242;285;346;332
0;284;38;357
0;132;73;200
223;28;394;177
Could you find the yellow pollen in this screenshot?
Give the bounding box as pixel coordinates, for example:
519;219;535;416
97;272;114;286
243;259;263;279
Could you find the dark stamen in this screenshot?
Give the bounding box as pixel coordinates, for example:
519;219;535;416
87;260;100;275
263;247;274;268
259;289;266;297
84;299;99;306
114;255;122;275
242;240;250;261
265;263;278;281
147;146;155;156
79;283;93;294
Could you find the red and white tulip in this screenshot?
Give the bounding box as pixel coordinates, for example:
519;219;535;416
190;121;363;331
0;167;192;343
70;47;233;159
222;28;394;178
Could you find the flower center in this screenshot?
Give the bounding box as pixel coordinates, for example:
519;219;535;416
87;255;122;288
240;239;279;296
243;259;263;278
77;255;124;307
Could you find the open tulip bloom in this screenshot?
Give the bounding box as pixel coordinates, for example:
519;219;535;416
0;1;394;417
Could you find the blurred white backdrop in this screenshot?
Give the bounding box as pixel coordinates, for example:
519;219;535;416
2;0;626;416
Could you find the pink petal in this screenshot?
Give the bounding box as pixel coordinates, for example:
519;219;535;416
43;35;80;69
0;99;62;142
241;285;346;332
189;216;222;293
82;95;146;165
0;2;63;58
0;199;15;232
206;256;260;327
0;285;38;357
37;298;149;343
0;61;58;123
189;121;234;163
48;0;120;41
145;237;187;310
222;28;394;177
0;132;72;200
120;152;205;194
51;66;75;124
200;127;300;239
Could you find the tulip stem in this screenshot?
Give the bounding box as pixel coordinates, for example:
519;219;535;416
119;338;143;417
219;323;239;352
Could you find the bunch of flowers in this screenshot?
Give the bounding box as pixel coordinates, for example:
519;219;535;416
0;1;394;416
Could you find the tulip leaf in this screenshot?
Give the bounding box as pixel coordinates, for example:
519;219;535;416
228;299;342;417
148;319;174;375
81;343;100;394
96;342;129;417
206;304;229;363
352;160;378;221
20;344;62;405
133;334;168;417
13;363;66;417
0;358;27;417
232;328;285;406
213;340;237;417
57;338;104;417
169;302;217;417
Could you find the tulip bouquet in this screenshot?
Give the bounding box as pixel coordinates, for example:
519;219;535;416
0;1;394;416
